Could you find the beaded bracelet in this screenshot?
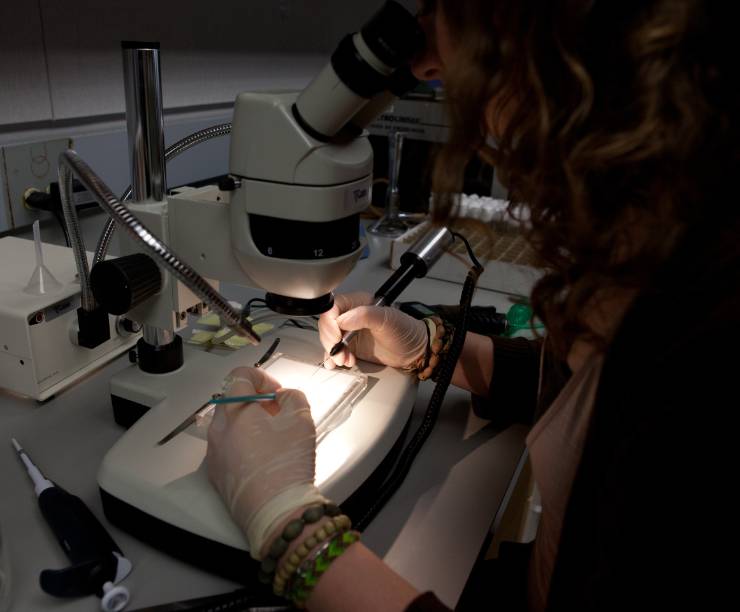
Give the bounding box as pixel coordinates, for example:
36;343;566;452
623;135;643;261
417;316;454;381
283;530;342;596
257;502;342;586
279;527;345;601
430;317;455;382
271;513;352;596
286;529;362;608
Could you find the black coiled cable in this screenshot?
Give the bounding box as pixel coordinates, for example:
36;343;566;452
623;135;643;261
355;233;483;530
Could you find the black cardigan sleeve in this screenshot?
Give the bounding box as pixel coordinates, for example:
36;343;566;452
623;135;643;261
426;304;569;426
471;335;570;427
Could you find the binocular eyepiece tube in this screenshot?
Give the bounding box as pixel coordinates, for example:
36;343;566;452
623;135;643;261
293;0;424;140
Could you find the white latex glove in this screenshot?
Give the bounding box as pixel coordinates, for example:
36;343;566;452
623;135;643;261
206;367;326;559
319;292;428;370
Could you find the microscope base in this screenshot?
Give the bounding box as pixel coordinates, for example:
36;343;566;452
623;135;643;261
98;327;417;578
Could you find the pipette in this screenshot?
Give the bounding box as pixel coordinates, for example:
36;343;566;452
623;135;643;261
12;438;132;611
322;226;454;364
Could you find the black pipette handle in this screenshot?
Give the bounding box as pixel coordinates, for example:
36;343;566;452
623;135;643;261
38;486;123;566
13;439;131;601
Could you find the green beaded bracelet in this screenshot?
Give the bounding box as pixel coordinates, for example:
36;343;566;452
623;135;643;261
281;529;341;599
272;514;351;596
257;502;341;585
286;529;361;608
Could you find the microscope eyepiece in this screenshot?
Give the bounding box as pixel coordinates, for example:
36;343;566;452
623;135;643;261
294;1;424;140
360;1;425;69
330;35;389;100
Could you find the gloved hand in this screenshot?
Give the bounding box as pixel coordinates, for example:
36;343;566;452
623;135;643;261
319;292;429;370
206;367;326;559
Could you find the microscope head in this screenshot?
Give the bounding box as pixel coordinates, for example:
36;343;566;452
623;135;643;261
228;1;423;316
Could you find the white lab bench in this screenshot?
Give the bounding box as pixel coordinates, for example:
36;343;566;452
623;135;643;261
0;231;527;611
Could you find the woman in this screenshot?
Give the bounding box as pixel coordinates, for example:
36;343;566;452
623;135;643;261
207;1;735;609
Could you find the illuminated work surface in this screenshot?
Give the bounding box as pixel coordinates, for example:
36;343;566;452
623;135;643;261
0;231;527;611
99;330;415;549
258;354;369;441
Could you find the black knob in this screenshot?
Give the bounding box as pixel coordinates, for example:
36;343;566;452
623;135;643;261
90;254;161;315
120;318;142;334
217;175;241;191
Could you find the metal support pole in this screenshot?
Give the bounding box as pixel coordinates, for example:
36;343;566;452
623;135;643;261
121;41;166;202
121;41;181;367
142;326;175;347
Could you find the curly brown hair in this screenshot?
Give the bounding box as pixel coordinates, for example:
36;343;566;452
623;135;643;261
432;0;739;356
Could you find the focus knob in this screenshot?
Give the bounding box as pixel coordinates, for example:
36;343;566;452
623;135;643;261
90;254;161;315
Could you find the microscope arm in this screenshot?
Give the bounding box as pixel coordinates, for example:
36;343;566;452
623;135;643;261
93;123;233;267
59;150;260;345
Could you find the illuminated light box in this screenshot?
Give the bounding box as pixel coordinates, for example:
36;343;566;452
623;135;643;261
191;354;367;485
261;353;367;441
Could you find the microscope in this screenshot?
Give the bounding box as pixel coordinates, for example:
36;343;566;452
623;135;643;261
55;2;432;581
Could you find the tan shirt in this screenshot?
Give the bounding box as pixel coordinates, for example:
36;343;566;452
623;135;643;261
525;353;605;612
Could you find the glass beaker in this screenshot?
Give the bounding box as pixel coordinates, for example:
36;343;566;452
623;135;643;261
368;131;410;237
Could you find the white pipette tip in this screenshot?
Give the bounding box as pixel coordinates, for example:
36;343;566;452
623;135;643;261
24;221;62;295
12;437;53;495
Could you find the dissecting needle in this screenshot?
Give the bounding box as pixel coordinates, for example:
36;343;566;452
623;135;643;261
322;227;455;367
326;296;385;362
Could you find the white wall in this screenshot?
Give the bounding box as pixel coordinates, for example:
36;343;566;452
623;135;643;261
1;0;414;125
0;2;52;125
